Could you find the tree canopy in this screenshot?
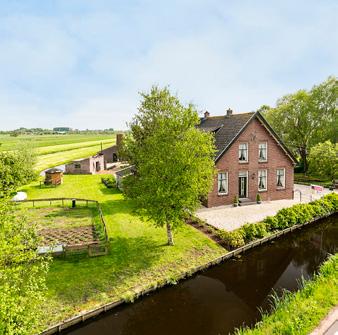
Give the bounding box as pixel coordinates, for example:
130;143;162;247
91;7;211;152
123;86;215;245
308;141;337;183
264;76;337;172
0;143;37;197
0;200;49;335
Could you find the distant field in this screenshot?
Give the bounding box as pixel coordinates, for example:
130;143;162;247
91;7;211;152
35;141;115;172
0;133;117;171
36;139;115;155
0;134;115;152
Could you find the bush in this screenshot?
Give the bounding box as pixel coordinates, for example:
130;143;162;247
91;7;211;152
101;176;116;188
217;230;245;248
218;193;337;250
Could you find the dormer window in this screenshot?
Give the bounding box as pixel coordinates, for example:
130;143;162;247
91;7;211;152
239;143;248;162
259;142;267;162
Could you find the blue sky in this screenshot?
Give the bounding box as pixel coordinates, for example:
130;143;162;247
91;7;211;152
0;0;337;130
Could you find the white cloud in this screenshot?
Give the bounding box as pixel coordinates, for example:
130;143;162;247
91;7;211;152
0;0;337;130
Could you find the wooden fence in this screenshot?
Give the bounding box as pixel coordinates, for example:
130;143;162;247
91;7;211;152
13;197;109;257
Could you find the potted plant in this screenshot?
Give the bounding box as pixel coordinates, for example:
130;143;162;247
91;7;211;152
233;195;239;207
256;193;261;204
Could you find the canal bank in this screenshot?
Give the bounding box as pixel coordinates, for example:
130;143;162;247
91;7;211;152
59;214;337;335
41;206;337;334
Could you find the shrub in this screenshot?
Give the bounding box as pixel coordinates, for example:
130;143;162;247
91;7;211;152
218;193;337;249
217;230;245;249
101;176;116;188
241;222;267;242
256;193;261;203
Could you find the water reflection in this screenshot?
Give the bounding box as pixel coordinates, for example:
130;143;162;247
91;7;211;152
63;215;337;335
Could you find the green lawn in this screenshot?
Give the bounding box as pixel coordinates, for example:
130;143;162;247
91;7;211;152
20;175;225;329
237;253;338;335
18;206;96;229
35;141;115;172
294;173;332;187
36;138;115;155
0;134;115;152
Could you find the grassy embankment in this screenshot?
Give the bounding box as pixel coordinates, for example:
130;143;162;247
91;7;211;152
236;253;338;335
294;173;332;188
20;175;225;329
0;134;115;152
0;134;116;172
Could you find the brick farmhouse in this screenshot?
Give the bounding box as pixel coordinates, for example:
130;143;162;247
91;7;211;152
198;109;297;207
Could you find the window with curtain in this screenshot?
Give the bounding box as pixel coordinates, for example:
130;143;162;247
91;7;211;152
239;143;248;162
218;172;228;194
258;142;267;161
276;168;285;188
258;170;267;191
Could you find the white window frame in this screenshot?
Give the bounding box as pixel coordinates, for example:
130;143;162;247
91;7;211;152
239;143;248;163
217;172;228;195
276;168;286;189
258;169;268;192
258;142;268;162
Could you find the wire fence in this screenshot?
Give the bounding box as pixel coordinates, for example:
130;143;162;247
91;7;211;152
13;197;109;257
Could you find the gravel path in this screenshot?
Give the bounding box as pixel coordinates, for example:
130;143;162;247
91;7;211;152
196;184;335;231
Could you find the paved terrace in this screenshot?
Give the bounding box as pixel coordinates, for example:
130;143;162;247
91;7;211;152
196;184;335;231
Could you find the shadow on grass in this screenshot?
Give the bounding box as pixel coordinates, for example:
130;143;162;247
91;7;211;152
48;235;164;304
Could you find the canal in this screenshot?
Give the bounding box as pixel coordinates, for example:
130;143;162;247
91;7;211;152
63;214;337;335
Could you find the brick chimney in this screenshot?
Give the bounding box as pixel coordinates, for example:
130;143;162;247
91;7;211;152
204;110;210;118
116;133;124;147
226;108;233;116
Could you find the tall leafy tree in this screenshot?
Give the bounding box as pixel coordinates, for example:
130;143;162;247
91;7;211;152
308;141;337;183
123;86;215;245
0;143;37;196
0;200;49;335
264;76;338;172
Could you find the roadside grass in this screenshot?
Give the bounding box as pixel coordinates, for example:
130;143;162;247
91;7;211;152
36;138;115;155
20;175;225;328
294;173;332;188
0;134;115;152
35;141;115;172
236;253;338;335
16;206;96;229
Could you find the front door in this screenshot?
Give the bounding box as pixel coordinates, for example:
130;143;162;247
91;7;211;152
238;172;248;198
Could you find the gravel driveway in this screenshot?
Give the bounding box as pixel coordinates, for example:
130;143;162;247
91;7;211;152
196;184;335;231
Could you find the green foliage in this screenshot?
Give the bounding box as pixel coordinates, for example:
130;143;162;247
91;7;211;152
123;86;215;245
256;193;261;203
264;76;338;171
236;253;338;335
218;193;337;249
101;176;116;188
0;199;49;335
217;230;245;248
233;195;239;205
0;143;37;196
308;141;337;182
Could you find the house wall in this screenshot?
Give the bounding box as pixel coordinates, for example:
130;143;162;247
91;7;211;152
206;118;294;207
101;145;118;165
65;155;105;174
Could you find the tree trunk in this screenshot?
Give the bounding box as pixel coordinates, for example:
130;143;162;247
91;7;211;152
299;147;308;174
166;222;174;246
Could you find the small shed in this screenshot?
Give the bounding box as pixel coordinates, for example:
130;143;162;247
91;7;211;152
44;168;63;186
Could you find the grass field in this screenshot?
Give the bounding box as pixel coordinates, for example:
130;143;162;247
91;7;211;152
35;141;115;172
20;175;225;329
18;207;96;229
237;253;338;335
0;133;117;171
0;134;115;152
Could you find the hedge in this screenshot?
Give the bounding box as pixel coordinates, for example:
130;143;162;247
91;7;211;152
199;193;337;250
101;176;116;188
